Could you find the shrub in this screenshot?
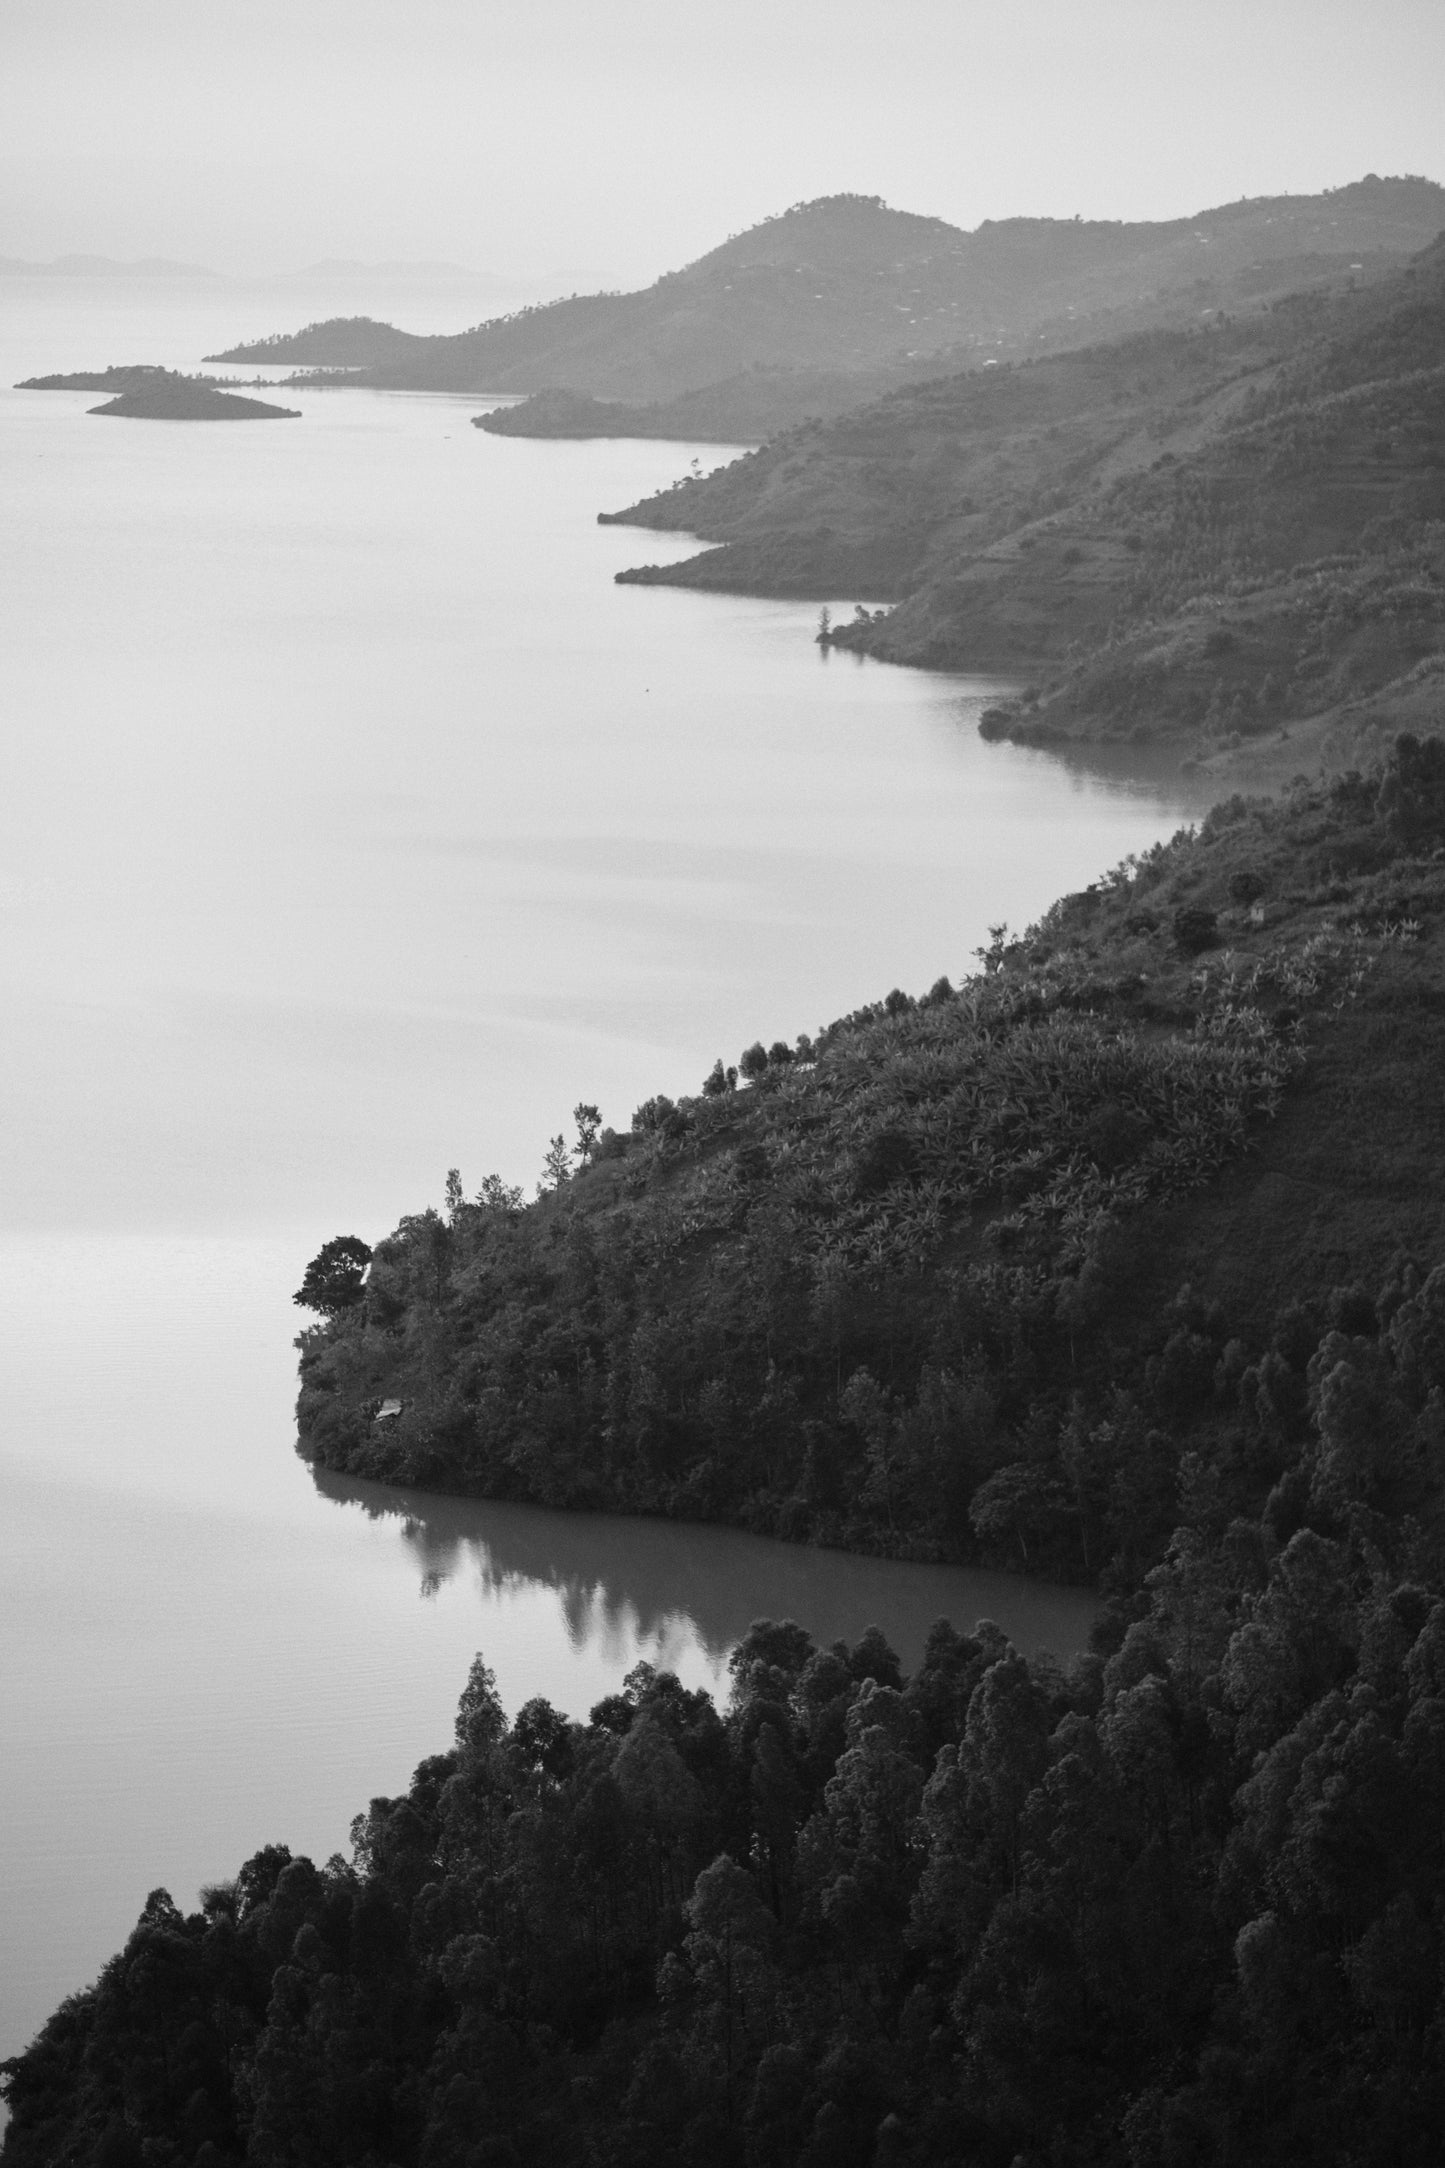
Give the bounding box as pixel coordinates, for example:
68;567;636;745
852;1130;922;1197
632;1095;687;1140
1378;733;1445;848
1173;905;1220;954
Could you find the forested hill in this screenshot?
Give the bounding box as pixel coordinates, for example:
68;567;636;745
609;231;1445;772
204;178;1443;416
203;314;433;366
292;741;1445;1586
11;743;1445;2167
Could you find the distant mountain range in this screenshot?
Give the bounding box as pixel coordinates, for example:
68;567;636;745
0;253;573;298
205;178;1445;432
277;258;480;281
0;253;220;279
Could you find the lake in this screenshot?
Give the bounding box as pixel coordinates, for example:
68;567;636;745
0;274;1206;2065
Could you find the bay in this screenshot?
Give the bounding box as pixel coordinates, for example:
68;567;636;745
0;276;1204;2065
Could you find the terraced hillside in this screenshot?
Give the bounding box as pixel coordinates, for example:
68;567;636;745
610;237;1445;770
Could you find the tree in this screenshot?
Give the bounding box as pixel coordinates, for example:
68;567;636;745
292;1236;372;1316
1378;732;1445;847
476;1172;524;1215
573;1104;602;1167
538;1135;572;1194
455;1655;507;1758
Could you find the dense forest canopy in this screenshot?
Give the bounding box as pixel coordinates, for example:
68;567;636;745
290;741;1445;1585
9;741;1445;2164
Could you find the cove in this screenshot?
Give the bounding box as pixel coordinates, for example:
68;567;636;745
0;1231;1094;2073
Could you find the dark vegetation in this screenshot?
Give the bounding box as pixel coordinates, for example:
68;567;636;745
609;226;1445;769
10;742;1445;2162
202;180;1443;422
283;740;1445;1577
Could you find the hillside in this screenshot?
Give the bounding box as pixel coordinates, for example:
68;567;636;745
608;235;1445;773
204;314;432;366
12;741;1445;2168
202;179;1444;423
293;741;1445;1584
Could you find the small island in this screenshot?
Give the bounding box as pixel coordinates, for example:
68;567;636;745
18;362;301;419
89;380;300;421
19;363;228;392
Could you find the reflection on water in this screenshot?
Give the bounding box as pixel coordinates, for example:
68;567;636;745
310;1463;1099;1672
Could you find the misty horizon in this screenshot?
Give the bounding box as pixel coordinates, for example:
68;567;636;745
4;0;1444;286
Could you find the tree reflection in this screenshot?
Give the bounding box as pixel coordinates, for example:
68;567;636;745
307;1463;1096;1670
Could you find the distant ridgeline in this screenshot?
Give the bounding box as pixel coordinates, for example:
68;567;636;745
203;177;1445;418
11;741;1445;2165
608;226;1445;773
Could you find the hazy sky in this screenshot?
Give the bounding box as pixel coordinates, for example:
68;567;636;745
3;0;1443;281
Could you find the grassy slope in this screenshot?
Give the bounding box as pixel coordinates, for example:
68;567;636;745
608;239;1445;771
297;748;1445;1589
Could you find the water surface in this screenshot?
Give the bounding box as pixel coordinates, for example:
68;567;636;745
0;277;1200;2065
0;1232;1096;2068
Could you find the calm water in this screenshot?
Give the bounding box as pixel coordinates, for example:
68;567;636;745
0;277;1205;2063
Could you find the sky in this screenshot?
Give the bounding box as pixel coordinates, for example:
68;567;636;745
2;0;1443;283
